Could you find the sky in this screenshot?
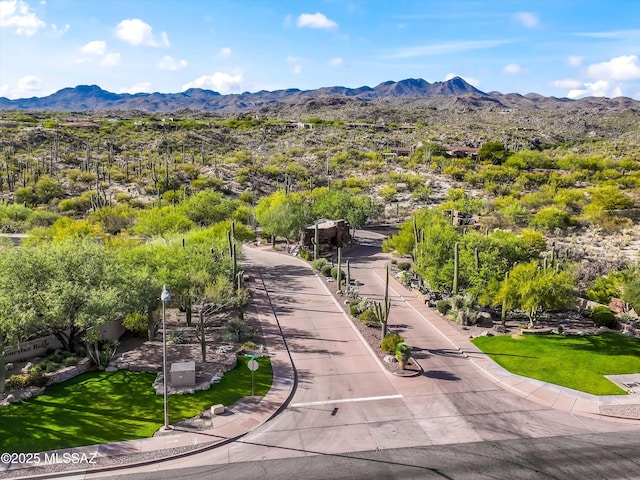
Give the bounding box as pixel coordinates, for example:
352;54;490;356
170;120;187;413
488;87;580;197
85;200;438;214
1;0;640;100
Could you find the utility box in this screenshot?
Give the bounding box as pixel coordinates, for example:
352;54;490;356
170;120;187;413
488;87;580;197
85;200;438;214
171;361;196;387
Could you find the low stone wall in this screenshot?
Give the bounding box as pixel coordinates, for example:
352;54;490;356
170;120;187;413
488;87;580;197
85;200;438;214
1;357;94;407
45;357;92;386
5;320;125;363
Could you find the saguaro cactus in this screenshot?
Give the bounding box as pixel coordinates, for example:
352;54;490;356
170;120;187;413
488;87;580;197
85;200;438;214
337;247;342;293
453;242;459;294
346;260;351;291
474;247;479;272
375;263;391;338
313;223;319;261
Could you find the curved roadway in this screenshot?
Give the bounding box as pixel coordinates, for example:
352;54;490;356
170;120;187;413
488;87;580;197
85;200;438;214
82;238;640;479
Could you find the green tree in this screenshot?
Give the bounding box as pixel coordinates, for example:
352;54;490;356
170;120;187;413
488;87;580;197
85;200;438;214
0;246;46;392
34;176;64;204
133;206;194;237
40;238;131;352
621;271;640;313
179;190;238;226
531;207;574;232
494;260;576;328
255;190;312;246
478;141;508;165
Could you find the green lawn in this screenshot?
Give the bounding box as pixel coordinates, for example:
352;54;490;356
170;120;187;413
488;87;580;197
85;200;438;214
472;332;640;395
0;356;272;453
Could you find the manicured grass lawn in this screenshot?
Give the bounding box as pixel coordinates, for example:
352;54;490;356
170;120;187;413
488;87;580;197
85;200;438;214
472;332;640;396
0;356;272;453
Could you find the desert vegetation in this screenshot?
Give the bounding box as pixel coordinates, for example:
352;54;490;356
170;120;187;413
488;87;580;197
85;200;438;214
1;102;640;388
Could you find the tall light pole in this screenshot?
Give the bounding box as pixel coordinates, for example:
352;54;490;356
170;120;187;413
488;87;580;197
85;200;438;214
161;285;171;430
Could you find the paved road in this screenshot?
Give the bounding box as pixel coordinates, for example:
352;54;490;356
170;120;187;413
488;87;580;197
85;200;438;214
83;242;640;479
94;431;640;480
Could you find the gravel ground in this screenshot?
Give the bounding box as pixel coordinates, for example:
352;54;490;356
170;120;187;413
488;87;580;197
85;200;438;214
599;403;640;419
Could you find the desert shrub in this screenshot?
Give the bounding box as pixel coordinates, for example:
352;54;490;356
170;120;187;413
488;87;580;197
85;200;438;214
358;297;376;314
451;295;465;310
590;306;616;328
349;300;361;317
397;262;411;271
436;299;452;315
298;248;311;261
330;266;346;280
312;258;329;271
396;342;412;362
43;361;60;373
49;350;68;363
63;356;78;367
224;319;252;343
381;333;405;353
169;329;188;344
241;341;259;351
358;309;378;324
27;369;48;387
320;264;333;277
122;311;148;334
5;374;28;390
531;207;574;232
237;341;259;355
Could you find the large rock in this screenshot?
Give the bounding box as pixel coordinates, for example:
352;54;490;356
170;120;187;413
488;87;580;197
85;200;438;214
476;312;493;327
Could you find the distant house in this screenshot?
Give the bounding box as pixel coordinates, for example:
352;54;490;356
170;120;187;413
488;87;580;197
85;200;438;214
389;146;414;157
444;210;480;227
446;146;479;160
301;219;352;251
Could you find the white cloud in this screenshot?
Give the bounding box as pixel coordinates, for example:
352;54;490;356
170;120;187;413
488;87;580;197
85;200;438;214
550;79;582;89
567;80;623;99
586;55;640;81
182;71;243;93
558;55;640;99
0;0;45;35
157;55;187;71
81;40;106;55
101;52;120;66
503;63;527;74
286;55;301;63
292;65;302;74
51;23;69;35
445;73;480;87
515;11;539;28
220;47;231;58
386;40;509;58
329;57;343;67
567;56;583;67
0;75;54;98
119;82;152;94
296;12;338;30
17;74;41;91
115;18;169;47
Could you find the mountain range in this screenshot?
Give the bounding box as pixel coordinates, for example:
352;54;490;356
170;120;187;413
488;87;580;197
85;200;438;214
1;77;638;113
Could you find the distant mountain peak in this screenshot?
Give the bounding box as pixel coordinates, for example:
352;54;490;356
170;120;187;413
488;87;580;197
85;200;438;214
0;77;633;113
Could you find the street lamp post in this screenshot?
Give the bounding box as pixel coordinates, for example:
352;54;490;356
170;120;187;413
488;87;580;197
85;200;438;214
161;285;171;430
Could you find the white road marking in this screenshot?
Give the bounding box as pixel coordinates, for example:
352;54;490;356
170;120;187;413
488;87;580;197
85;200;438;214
291;394;403;408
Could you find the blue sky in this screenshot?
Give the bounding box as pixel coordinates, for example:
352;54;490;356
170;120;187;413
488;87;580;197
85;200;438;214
1;0;640;100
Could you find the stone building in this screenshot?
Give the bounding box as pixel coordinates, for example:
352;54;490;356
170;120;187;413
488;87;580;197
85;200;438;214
301;219;352;251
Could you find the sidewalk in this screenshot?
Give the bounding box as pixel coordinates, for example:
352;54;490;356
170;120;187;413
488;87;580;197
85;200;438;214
388;273;640;422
